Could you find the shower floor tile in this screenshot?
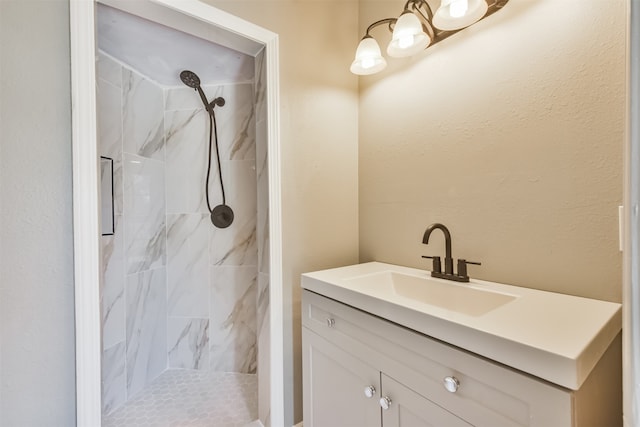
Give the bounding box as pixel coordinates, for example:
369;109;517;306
102;370;258;427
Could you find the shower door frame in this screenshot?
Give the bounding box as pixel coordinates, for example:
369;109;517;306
69;0;284;425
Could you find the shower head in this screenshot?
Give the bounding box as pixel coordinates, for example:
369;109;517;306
180;70;213;114
180;70;201;89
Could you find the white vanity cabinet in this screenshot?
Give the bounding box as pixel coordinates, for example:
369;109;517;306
304;329;468;427
302;289;621;427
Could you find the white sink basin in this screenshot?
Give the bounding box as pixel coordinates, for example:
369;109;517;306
345;271;517;317
301;262;622;390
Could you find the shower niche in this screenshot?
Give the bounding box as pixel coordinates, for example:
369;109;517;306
96;4;270;425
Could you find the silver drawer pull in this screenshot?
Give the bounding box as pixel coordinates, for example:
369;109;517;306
443;376;460;393
379;396;392;410
364;385;376;398
326;318;336;328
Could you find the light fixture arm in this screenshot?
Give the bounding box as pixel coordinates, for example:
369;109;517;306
405;0;434;22
364;17;397;37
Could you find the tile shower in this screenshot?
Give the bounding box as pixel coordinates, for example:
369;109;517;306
98;49;269;425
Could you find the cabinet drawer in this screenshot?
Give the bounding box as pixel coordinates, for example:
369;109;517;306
303;290;573;427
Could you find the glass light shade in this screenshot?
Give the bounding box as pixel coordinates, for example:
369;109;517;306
350;36;387;75
387;11;431;58
432;0;488;31
449;0;468;18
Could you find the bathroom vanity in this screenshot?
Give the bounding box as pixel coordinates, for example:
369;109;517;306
301;262;622;427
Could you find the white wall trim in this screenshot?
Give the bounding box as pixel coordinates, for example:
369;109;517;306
70;1;102;425
263;34;285;427
624;1;640;426
70;1;283;425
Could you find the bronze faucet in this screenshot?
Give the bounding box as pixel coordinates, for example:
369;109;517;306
422;223;480;283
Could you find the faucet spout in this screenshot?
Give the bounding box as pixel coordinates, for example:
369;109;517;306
422;223;453;274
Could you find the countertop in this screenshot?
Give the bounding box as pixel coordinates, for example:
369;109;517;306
301;262;622;390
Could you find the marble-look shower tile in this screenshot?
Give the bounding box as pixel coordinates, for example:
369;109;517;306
209;266;257;373
254;50;267;125
112;161;124;217
256;118;269;275
201;83;256;161
227;161;258;226
210;160;258;266
97;78;122;158
122;68;165;160
257;303;270;427
102;215;125;349
254;54;270;423
123;154;166;274
97;77;124;215
167;214;209;317
102;341;126;415
167;317;209;370
255;119;268;190
257;212;270;275
256;273;269;339
99;155;123;219
164;108;209;214
126;268;167;398
97;51;122;88
165;86;208;111
210;216;257;267
100;158;115;234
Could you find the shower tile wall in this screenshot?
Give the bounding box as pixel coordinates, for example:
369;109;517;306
97;51;261;416
164;80;258;375
98;52;168;413
254;48;271;427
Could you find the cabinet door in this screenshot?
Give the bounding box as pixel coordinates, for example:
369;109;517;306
381;374;472;427
303;328;381;427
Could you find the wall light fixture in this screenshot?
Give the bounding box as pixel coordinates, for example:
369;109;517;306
351;0;509;75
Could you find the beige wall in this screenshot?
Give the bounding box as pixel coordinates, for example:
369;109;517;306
0;0;76;425
204;2;360;424
358;0;626;303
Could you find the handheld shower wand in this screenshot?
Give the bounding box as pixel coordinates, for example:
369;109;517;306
179;70;234;229
179;70;225;113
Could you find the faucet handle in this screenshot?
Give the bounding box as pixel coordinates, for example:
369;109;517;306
422;255;442;274
457;259;481;279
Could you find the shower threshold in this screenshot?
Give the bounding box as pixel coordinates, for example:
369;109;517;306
102;369;259;427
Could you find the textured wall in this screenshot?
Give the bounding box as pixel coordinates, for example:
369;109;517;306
0;0;77;425
358;0;626;303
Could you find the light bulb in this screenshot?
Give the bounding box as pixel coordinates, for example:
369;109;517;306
361;57;375;69
449;0;468;18
387;11;431;58
432;0;488;30
350;36;387;75
398;34;415;49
